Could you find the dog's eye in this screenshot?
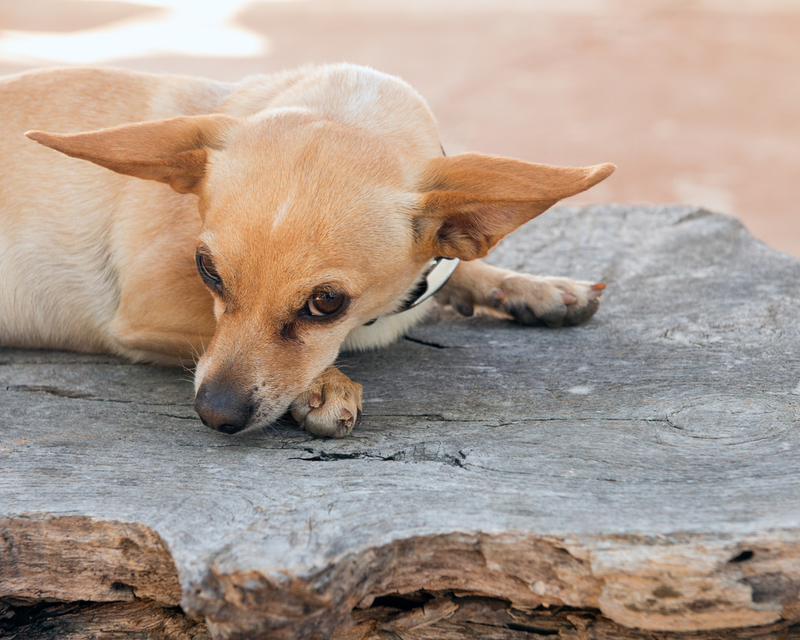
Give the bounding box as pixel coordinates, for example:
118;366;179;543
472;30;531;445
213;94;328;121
305;291;347;317
196;250;222;289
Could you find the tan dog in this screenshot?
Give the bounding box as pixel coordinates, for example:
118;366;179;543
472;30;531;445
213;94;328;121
0;64;613;437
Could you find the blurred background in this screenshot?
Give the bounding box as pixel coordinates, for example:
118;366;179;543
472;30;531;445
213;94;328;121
1;0;798;255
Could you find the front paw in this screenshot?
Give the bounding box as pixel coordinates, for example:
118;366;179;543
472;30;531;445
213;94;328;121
290;373;363;438
492;275;604;328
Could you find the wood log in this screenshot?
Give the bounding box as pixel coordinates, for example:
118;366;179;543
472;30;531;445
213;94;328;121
1;599;210;640
2;205;799;638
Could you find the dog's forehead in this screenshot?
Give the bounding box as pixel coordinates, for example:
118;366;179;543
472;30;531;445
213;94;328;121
197;112;423;299
202;112;419;247
214;110;412;187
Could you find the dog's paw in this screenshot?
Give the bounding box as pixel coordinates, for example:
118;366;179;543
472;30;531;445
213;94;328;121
489;275;605;328
290;373;363;438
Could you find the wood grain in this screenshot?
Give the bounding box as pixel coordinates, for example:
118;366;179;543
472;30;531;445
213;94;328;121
2;205;799;638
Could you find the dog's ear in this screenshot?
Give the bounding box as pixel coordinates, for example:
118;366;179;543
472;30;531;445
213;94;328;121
415;153;615;261
26;114;237;194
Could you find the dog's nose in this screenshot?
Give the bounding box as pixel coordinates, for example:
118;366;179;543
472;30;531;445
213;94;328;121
194;378;254;434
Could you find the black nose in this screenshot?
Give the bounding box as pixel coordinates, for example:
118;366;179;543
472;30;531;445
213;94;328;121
194;376;254;434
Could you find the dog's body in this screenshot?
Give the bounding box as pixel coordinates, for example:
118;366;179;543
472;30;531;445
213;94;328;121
0;64;613;437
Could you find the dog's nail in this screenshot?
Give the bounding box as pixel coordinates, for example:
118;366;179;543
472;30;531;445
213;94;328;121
562;292;578;304
490;288;507;307
309;394;323;408
339;408;354;426
589;282;606;300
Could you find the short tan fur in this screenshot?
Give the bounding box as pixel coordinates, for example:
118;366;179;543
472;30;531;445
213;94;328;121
0;64;614;437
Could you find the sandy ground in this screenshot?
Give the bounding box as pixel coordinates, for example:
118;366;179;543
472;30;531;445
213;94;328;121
1;0;798;255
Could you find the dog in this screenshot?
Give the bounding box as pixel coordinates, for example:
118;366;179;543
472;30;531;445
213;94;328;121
0;64;613;438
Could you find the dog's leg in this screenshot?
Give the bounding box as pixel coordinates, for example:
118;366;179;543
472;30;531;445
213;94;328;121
436;260;604;328
290;366;363;438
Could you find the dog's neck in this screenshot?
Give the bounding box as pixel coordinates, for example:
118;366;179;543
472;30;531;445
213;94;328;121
362;257;459;327
341;257;459;352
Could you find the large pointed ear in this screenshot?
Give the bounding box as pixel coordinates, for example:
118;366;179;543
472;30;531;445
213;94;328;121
415;152;615;260
25;114;237;194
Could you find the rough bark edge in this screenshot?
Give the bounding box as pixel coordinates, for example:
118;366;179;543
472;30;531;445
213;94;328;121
186;532;800;639
339;593;800;640
2;595;798;640
0;598;210;640
0;515;182;605
2;517;798;638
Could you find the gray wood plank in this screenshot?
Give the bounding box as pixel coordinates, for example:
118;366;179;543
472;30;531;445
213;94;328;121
1;205;799;638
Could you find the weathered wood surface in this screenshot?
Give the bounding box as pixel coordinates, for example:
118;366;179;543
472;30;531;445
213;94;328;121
1;204;799;639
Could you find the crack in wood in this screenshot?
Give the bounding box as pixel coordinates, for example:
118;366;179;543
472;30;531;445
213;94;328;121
5;384;92;399
3;385;195;409
293;449;381;462
403;336;453;349
293;447;470;468
155;413;198;421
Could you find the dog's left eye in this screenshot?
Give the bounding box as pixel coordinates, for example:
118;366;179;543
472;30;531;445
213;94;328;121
305;291;347;317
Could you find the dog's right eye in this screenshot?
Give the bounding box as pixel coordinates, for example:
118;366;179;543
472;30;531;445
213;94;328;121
196;250;222;290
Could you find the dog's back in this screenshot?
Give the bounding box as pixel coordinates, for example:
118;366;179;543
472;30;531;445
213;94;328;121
0;68;229;354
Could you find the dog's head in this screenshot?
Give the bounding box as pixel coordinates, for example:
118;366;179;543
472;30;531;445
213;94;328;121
27;95;613;434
